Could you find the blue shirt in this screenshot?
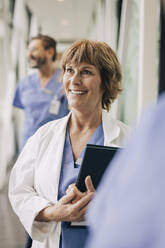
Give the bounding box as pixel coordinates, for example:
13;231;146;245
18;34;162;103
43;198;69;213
13;69;69;149
58;123;104;248
86;93;165;248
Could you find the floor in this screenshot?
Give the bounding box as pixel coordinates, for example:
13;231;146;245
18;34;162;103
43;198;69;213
0;171;26;248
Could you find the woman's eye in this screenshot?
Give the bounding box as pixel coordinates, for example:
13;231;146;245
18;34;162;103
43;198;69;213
66;68;73;73
82;70;92;75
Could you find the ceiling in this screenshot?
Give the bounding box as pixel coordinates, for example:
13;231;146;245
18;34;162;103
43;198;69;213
26;0;97;44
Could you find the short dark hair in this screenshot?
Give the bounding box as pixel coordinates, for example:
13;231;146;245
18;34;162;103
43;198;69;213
61;39;122;111
29;34;57;61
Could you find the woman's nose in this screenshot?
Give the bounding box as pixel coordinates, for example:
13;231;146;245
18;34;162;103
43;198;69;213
71;72;82;85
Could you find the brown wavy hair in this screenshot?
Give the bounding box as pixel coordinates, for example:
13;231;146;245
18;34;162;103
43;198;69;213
61;39;122;111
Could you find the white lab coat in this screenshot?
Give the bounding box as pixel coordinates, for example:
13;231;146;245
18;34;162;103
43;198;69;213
9;111;130;248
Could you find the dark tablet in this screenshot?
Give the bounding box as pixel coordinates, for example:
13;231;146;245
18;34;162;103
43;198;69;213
76;144;120;192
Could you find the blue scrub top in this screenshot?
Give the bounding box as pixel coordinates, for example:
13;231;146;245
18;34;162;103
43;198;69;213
13;69;69;149
58;123;104;248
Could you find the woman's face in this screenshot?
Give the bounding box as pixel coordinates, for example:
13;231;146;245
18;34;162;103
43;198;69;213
63;62;103;113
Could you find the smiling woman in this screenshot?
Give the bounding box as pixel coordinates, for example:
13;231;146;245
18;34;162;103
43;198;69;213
9;39;130;248
63;63;102;115
61;39;122;112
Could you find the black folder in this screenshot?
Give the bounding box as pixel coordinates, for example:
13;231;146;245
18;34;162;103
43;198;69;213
76;144;120;192
65;144;120;228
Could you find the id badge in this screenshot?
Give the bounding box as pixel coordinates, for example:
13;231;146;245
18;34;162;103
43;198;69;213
49;96;61;115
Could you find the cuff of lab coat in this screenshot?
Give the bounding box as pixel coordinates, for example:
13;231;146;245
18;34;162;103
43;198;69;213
27;200;57;242
31;220;56;242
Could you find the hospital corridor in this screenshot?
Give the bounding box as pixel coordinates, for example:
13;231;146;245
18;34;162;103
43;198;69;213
0;0;163;247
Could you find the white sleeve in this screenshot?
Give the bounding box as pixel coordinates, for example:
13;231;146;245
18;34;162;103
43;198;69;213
8;133;57;242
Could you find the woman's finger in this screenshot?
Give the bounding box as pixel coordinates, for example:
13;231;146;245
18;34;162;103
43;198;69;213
66;184;76;193
74;192;94;210
85;175;95;192
68;184;76;190
59;190;75;204
68;192;94;222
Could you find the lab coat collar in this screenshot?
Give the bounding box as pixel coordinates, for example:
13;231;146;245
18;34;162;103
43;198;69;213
65;110;120;145
102;110;120;145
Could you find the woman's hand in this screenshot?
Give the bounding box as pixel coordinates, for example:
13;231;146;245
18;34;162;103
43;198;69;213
66;175;95;203
58;189;94;222
35;176;95;223
35;189;93;223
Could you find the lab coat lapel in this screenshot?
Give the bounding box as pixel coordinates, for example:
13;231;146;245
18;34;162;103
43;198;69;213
41;113;71;202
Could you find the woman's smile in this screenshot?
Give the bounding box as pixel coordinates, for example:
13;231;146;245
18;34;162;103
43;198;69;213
69;89;88;95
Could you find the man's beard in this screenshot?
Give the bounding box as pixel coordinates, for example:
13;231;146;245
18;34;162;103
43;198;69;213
29;56;47;69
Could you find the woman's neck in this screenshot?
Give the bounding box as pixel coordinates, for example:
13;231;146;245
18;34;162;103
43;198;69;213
68;108;102;132
68;108;102;161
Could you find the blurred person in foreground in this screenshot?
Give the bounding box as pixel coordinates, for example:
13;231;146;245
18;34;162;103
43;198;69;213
86;2;165;244
12;34;69;248
9;39;130;248
86;93;165;248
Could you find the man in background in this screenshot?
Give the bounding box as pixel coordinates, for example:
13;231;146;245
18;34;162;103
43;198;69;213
13;34;69;150
13;34;69;248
